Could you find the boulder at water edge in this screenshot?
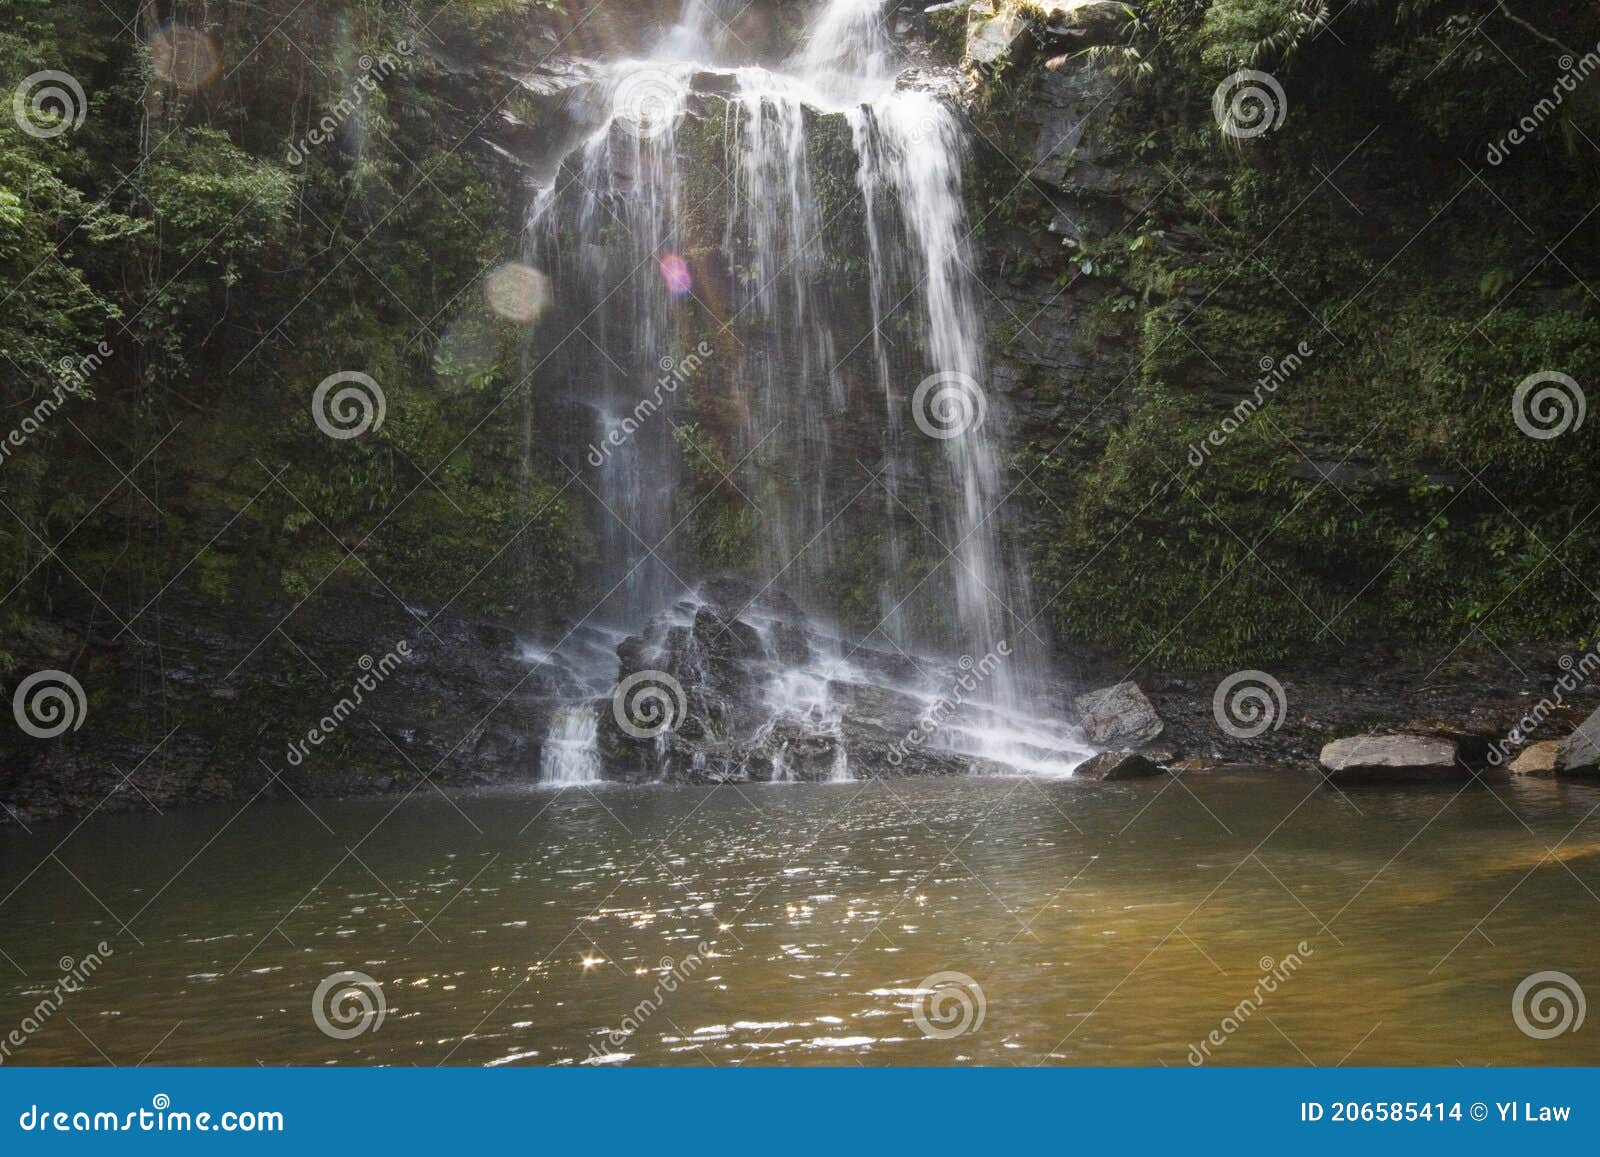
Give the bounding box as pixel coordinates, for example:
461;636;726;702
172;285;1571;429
1318;735;1462;782
1508;740;1562;776
1556;706;1600;773
1073;681;1164;747
1074;750;1164;781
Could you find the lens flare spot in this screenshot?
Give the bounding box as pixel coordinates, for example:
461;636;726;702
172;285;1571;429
658;254;692;296
149;24;220;91
484;262;550;324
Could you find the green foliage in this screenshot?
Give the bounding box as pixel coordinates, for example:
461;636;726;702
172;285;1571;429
1016;0;1600;667
0;0;590;679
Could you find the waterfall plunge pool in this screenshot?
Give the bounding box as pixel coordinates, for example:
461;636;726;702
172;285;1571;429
2;773;1596;1066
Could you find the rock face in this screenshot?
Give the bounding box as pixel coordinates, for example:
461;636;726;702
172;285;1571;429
1508;740;1562;776
1318;735;1462;781
1074;681;1164;747
595;579;994;783
964;2;1031;68
963;0;1136;70
1557;706;1600;773
1036;0;1138;46
1074;750;1163;781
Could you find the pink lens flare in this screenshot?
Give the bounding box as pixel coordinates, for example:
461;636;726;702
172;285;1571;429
659;254;692;296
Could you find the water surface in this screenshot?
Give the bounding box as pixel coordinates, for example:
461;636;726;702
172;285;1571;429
2;773;1597;1066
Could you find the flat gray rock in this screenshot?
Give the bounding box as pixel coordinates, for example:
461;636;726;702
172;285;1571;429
1319;734;1461;780
1557;706;1600;773
1074;681;1164;747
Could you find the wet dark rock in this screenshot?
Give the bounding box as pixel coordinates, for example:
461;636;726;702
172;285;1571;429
1075;750;1163;781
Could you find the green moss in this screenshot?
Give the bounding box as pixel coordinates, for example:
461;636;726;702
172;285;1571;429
1010;0;1600;667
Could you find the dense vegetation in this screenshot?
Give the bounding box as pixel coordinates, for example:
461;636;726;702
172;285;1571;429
5;0;1598;695
976;0;1600;668
0;0;590;680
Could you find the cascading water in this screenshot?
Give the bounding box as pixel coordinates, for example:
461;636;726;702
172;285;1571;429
539;704;602;785
526;0;1092;780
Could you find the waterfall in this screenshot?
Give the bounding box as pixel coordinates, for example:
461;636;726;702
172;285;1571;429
526;0;1073;774
539;705;602;785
